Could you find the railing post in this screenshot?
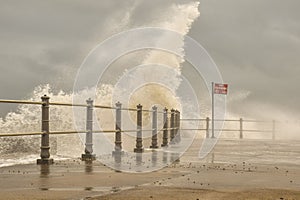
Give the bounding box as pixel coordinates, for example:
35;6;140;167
161;108;168;147
169;109;176;144
175;110;181;143
37;95;53;165
82;98;96;161
206;117;210;138
240;118;243;139
150;106;158;149
134;104;144;153
113;102;123;155
272;120;276;141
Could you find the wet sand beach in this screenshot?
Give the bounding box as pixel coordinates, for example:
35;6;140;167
0;139;299;200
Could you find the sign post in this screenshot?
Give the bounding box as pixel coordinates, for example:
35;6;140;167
211;82;228;138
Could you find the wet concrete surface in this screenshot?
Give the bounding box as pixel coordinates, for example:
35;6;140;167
0;139;299;199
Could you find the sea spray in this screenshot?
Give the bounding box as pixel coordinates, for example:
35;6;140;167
0;1;205;167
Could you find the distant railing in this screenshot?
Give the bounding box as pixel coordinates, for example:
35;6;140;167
181;118;276;140
0;95;181;164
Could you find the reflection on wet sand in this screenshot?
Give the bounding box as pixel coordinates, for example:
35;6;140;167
40;164;50;177
170;152;180;163
113;152;122;172
85;160;93;173
151;151;158;167
163;151;168;164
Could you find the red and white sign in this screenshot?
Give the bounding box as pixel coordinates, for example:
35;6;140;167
214;83;228;95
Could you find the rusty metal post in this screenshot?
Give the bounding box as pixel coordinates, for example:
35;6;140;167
176;110;181;143
150;106;158;149
134;104;144;153
161;108;168;147
37;95;53;165
169;109;176;144
272;120;276;141
82;98;96;161
239;118;243;139
206;117;210;138
174;110;178;143
113;102;123;155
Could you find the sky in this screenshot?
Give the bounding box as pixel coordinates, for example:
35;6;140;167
0;0;299;120
191;0;300;119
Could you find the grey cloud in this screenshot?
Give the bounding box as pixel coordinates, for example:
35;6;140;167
128;0;196;26
0;0;199;115
189;0;300;117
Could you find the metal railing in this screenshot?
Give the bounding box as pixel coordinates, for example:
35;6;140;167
181;117;276;140
0;95;181;164
0;96;280;165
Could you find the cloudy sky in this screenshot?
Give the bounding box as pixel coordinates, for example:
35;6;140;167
0;0;299;120
192;0;300;119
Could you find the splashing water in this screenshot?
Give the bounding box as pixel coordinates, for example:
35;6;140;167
0;1;202;167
